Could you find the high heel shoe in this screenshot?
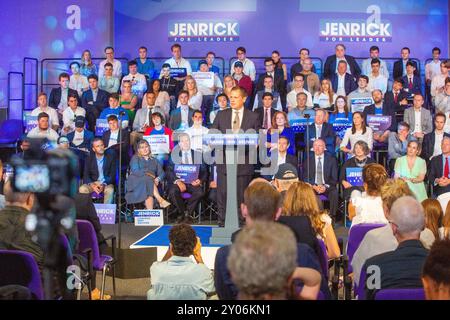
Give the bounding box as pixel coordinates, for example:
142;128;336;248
158;199;171;209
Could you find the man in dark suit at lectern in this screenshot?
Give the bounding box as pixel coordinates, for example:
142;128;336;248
211;86;261;227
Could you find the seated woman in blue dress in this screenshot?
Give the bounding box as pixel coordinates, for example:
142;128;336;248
125;139;170;209
266;111;296;155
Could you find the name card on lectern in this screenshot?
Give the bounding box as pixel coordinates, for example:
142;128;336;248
134;209;164;226
203;133;259;146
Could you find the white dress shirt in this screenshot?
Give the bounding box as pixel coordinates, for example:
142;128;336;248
27;127;59;142
108;130;119;148
180;105;190;128
185;126;209;151
122;72;147;97
433;132;444;158
414;109;422;133
431;74;449;97
30;106;59;128
98;59;123;79
425;60;442;81
62;106;86;133
69;75;89;97
336;73;346;96
367;73;388;94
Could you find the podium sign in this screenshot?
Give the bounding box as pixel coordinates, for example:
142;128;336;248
134;209;164;226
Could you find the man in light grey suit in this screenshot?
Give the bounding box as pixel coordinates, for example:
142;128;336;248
130;91;165;148
403;94;432;142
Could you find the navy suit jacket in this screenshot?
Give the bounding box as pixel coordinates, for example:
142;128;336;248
384;90;409;112
331;73;358;96
302;152;338;188
49;87;80;109
401;75;422;96
323;54;361;80
304;123;336;155
256;70;286;96
81;89;109;112
255;107;278;128
83;151;117;185
428;154;450;197
211;108;262;176
393;59;419;80
168;107;194;131
67;129;94;149
363;103;397;132
421;131;450;163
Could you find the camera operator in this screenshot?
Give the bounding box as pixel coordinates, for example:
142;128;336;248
79;138;117;204
0;180;43;267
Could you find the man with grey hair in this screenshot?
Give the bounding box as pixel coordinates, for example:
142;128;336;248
227;221;321;300
362;196;429;300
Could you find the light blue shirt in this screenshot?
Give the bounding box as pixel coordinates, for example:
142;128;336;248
96;155;105;184
147;256;214;300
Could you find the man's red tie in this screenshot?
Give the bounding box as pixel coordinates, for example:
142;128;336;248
408;78;413;90
445;157;449;178
394;92;398;104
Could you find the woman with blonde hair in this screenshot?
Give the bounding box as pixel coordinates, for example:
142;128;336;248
281;181;341;259
125;139;170;209
180;75;203;110
442;203;450;239
422;199;443;241
313;78;337;110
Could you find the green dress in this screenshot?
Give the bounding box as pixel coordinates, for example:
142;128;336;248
394;156;428;202
120;94;137;123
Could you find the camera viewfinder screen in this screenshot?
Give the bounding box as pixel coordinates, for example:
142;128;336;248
15;165;50;193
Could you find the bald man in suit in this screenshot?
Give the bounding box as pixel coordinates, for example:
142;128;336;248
211;86;261;226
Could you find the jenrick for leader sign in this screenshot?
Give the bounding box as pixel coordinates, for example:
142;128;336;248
168;20;240;42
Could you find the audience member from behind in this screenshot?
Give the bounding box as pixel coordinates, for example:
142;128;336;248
421;199;443;241
228;221;321;300
362;196;428;300
214;181;327;300
0;181;42;267
348;163;388;226
352;179;435;286
422;238;450;300
147;224;214;300
281;181;340;259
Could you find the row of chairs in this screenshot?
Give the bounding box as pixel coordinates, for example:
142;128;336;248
0;220;116;300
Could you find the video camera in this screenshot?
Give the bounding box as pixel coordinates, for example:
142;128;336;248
9;138;78;199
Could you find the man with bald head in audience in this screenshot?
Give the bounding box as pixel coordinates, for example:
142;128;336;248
362;196;429;300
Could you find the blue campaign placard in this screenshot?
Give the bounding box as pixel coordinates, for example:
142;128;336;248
95;118;109;136
346;167;363;187
24;114;38;133
332;121;352;139
174;164;200;184
170;68;187;78
367;115;392;133
94;204;116;225
288;119;311;133
350;97;373;113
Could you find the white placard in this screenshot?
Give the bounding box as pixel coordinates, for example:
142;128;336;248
134;209;164;226
143;134;170;154
192;71;214;88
